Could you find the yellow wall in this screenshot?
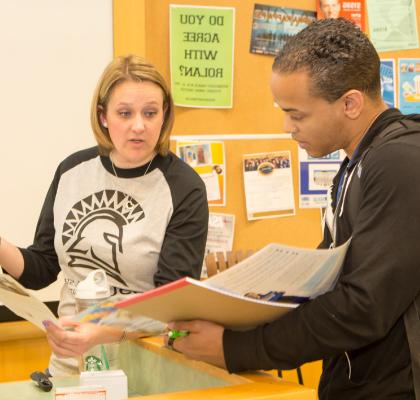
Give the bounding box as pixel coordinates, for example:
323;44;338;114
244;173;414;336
113;0;146;57
113;0;324;252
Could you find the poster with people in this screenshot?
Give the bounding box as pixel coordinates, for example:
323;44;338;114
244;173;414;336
250;4;315;56
316;0;365;31
243;151;295;220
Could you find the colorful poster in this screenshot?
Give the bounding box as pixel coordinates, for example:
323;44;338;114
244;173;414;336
250;4;315;56
176;141;226;206
170;5;235;108
398;58;420;115
316;0;365;31
299;149;345;209
367;0;419;52
243;151;295;220
380;59;396;109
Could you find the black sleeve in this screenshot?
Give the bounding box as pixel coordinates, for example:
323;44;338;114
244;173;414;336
18;167;62;289
223;142;420;372
153;166;208;286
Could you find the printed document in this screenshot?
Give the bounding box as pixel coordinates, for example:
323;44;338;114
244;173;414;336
0;273;59;330
205;240;350;298
114;240;351;329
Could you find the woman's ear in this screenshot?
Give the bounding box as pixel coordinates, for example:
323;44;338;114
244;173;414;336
342;90;364;120
98;106;107;128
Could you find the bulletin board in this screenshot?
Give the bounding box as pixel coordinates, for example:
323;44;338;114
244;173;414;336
171;136;323;250
113;0;420;251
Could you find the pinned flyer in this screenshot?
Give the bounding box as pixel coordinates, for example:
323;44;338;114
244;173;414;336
380;59;396;108
250;4;315;56
177;140;226;206
170;5;235;108
398;58;420;115
206;213;235;254
299;148;345;209
243;151;295;220
367;0;419;52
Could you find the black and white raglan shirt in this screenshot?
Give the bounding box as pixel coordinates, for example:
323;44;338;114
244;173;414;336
17;146;208;375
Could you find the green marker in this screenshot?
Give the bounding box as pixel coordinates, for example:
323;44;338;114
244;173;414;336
168;329;189;339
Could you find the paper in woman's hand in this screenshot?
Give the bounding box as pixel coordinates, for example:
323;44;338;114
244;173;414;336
0;273;59;331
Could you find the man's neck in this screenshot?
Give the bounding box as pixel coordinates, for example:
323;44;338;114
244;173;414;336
344;102;388;158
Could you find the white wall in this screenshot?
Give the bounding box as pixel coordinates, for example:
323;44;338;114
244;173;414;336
0;0;113;301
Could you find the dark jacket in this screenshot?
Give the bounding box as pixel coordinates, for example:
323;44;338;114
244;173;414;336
223;109;420;399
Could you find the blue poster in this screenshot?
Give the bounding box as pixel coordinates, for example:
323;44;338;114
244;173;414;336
250;4;316;56
398;58;420;115
298;149;345;209
380;59;396;108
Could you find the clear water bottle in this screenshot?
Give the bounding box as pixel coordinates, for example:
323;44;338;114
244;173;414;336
75;269;119;372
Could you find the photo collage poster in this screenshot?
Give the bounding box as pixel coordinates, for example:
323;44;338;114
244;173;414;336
176;140;226;206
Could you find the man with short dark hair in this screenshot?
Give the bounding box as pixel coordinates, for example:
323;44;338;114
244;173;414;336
169;19;420;399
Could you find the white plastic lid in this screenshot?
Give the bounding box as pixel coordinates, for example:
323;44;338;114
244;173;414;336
75;269;111;300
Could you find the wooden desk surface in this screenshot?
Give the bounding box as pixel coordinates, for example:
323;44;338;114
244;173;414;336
0;324;317;399
0;320;46;342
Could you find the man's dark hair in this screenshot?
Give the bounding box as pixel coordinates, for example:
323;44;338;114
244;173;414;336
273;18;381;102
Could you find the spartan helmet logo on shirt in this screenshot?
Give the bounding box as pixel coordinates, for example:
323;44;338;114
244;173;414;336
61;190;145;285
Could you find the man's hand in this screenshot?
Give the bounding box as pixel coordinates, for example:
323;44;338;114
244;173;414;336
165;320;226;369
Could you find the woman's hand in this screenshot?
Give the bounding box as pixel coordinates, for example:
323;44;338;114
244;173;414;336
43;319;121;358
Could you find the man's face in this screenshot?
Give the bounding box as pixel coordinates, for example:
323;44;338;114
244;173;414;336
270;71;346;158
320;0;341;18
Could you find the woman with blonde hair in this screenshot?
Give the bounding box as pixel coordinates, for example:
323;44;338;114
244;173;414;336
0;55;208;375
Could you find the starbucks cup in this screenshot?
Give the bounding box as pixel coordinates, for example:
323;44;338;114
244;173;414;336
75;270;118;372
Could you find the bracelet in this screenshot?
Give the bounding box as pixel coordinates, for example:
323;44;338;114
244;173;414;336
119;329;128;344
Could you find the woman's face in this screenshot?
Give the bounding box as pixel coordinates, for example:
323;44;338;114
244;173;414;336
101;80;165;168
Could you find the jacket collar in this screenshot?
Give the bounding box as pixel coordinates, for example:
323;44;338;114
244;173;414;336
330;108;406;209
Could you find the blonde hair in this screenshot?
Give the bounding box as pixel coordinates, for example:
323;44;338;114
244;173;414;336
91;55;174;156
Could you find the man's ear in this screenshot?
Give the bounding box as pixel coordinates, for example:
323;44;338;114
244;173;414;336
342;90;364;120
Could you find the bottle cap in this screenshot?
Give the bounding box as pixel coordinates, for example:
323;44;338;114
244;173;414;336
75;270;111;300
